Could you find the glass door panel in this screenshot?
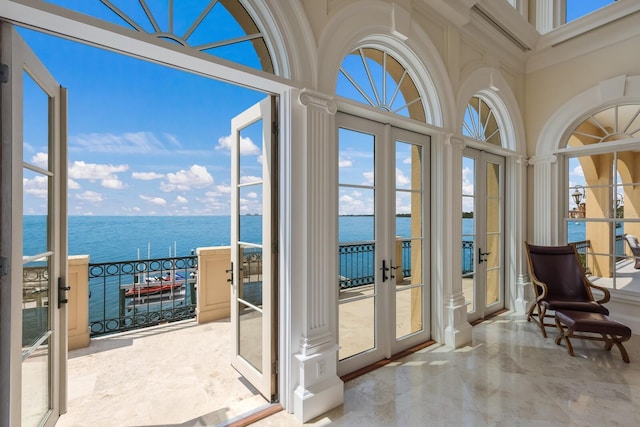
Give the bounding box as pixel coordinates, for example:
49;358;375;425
462;148;504;322
393;138;425;343
2;23;67;427
230;97;276;401
337;126;377;362
462;157;476;312
337;114;430;374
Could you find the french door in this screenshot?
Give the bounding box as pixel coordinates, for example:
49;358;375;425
230;96;277;401
337;113;430;375
0;24;68;426
462;148;504;323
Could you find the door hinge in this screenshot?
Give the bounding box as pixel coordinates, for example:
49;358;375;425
0;256;8;276
272;360;278;375
0;64;8;84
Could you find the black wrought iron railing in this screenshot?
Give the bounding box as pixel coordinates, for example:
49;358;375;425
338;239;476;289
88;256;197;337
339;241;375;289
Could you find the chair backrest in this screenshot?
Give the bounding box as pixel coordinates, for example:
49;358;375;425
524;242;591;301
624;234;640;251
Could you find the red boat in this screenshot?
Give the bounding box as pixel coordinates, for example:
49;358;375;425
125;274;185;297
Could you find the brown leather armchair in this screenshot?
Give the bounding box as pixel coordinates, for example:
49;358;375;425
524;242;611;338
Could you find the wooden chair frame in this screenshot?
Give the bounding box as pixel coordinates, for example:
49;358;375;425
525;242;610;338
554;314;631;363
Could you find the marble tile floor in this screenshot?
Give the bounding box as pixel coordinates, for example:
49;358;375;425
57;319;269;427
256;312;640;427
57;312;640;427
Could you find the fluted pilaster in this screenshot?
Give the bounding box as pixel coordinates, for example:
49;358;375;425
529;154;557;244
293;89;343;422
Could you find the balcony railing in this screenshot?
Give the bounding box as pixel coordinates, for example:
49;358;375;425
339;239;476;288
88;256;197;337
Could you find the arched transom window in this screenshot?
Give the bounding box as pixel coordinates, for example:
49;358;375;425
462;95;502;146
43;0;274;73
569;104;640;146
337;47;425;121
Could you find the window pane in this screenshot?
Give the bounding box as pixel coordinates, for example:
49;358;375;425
23;71;49;167
22;337;50;427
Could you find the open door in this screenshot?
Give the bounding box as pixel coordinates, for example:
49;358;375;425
0;24;68;426
230;96;277;401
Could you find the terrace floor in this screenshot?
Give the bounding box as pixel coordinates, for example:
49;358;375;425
57;319;271;427
57;312;640;427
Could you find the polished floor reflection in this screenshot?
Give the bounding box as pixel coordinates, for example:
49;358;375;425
257;312;640;426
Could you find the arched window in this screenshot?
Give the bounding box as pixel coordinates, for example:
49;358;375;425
569;104;640;146
462;95;502;146
337;47;425;121
564;103;640;292
43;0;274;73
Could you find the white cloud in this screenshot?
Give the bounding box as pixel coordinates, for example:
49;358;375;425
338;190;372;215
132;171;164;180
216;134;261;155
160;164;214;192
572;165;584;177
69;161;128;179
68;160;129;191
76;191;104;202
176;195;188;204
339;158;353;168
246;192;258;199
70;131;171;153
68;179;81;190
240;175;261;184
163;133;183;148
102;178;127;189
216;184;231;194
396;169;409;186
31;152;48;169
140;195;167;206
23;176;48;198
403;157;412;164
462;166;474;196
362;171;374;185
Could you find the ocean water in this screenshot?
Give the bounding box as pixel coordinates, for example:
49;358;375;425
23;215;600;325
23;215;597;263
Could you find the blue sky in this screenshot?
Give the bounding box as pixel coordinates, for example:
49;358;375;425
20;26;265;216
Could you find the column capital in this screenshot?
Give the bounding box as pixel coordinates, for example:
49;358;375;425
299;89;337;115
528;154;557;166
444;133;465;150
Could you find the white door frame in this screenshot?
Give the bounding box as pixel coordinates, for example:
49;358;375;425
0;23;68;426
336;112;431;375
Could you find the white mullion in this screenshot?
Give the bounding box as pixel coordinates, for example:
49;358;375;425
359;49;381;107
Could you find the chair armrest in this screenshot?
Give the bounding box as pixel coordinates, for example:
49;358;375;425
531;277;549;299
584;279;611;304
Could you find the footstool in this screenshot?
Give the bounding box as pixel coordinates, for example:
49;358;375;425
554;310;632;363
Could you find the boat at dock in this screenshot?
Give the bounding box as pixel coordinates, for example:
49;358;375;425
123;273;186;297
126;287;187;311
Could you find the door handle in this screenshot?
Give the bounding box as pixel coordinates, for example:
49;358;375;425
390;261;398;280
226;262;234;285
380;259;389;282
478;248;491;264
58;277;70;308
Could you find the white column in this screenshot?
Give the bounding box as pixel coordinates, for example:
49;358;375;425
529;154;557;245
513;155;530;313
292;89;343;422
535;0;560;34
435;134;472;348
